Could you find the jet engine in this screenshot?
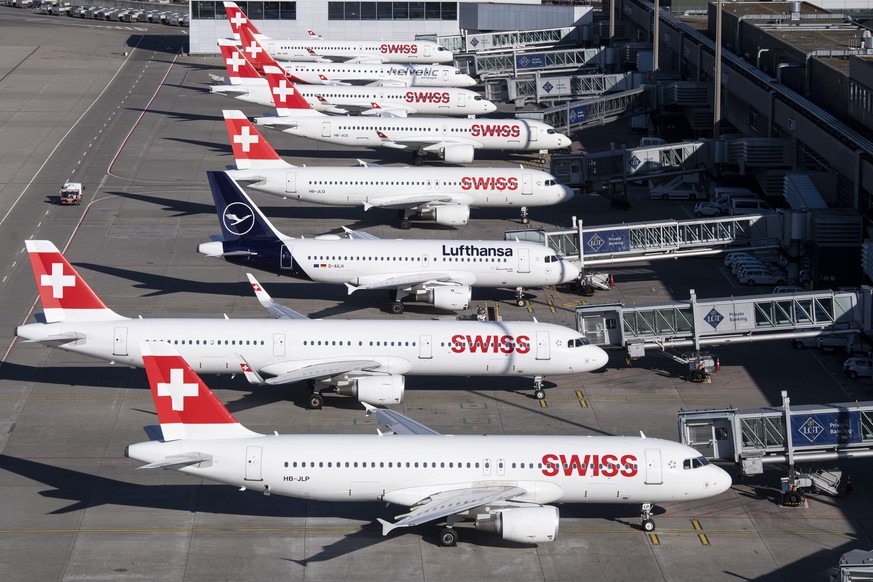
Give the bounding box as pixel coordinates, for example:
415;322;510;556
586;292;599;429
475;506;560;544
337;375;405;405
442;143;475;164
424;285;471;311
431;204;470;226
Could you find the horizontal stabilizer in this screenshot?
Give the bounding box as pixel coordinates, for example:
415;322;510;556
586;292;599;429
21;331;84;346
378;518;402;536
139;452;212;470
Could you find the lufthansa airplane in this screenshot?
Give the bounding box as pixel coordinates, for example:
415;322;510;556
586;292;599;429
127;342;731;545
211;41;496;117
238;25;474;87
198;171;580;312
222;110;573;227
255;65;570;164
16;240;608;407
223;1;454;64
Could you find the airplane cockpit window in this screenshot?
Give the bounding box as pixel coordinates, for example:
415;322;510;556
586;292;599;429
473;96;482;101
546;129;556;134
568;337;590;348
683;456;710;469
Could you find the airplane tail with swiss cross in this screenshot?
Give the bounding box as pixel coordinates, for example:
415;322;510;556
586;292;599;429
140;341;259;442
25;240;125;324
217;40;262;85
223;1;268;42
263;65;323;117
223;110;290;170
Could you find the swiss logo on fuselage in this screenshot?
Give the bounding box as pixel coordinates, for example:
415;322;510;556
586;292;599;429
222;201;255;236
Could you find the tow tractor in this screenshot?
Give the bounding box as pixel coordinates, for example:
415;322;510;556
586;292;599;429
59;182;82;205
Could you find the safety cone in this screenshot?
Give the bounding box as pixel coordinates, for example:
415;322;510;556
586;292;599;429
715;357;721;372
609;274;615;288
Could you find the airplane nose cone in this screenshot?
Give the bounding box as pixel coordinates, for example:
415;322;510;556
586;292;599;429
558;135;571;148
560;184;575;202
713;466;733;494
563;261;581;283
483;101;497;113
462;76;477;87
593;346;609;370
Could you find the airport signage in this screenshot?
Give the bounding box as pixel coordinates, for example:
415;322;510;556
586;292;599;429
696;303;755;332
536;77;572;98
790;411;862;445
568;104;588;126
516;53;546;70
582;229;629;255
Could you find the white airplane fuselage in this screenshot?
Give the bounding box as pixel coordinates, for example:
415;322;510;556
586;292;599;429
228;166;573;209
279;62;475;87
259;39;454;64
258;117;571;156
17;319;608;378
127;434;730;505
212;82;496;115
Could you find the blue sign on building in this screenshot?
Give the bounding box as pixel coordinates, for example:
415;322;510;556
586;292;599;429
568;104;588;126
790;412;862;445
582;229;630;255
515;53;546;70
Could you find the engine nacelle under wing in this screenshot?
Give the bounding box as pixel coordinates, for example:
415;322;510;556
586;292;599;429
476;506;560;544
425;285;471;311
432;204;470;226
337;375;405;405
442;143;475;164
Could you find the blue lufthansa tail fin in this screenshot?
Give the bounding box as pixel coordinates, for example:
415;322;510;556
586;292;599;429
206;171;283;242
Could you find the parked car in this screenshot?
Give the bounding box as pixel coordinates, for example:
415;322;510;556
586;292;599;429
844;356;873;379
694;201;723;217
773;285;806;294
730;258;768;275
737;268;785;286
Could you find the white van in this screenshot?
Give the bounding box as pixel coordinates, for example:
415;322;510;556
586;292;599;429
844;357;873;379
648;175;705;200
730;198;770;215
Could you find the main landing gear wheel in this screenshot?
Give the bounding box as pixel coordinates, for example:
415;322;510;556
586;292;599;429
535;389;546;400
533;375;545;400
306;393;324;410
642;519;655;532
438;527;458;547
390;301;405;314
399;218;412;229
515;287;526;307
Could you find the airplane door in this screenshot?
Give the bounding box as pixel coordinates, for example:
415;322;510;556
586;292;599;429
536;332;550;360
419;335;432;359
518;248;530;273
442;69;448;82
113;327;128;356
644;449;663;485
321;121;331;137
522;173;533;195
458;92;466;107
245;446;263;481
280;244;293;270
529;124;538;142
285;172;296;193
423;44;432;58
273;333;286;357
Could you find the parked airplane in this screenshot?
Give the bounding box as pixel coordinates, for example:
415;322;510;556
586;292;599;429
224;1;454;64
199;171;579;312
212;41;496;117
237;25;475;87
222;110;573;226
255;66;570;163
17;240;608;407
127;342;731;545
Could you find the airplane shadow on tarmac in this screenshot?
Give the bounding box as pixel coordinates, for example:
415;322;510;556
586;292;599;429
124;34;188;55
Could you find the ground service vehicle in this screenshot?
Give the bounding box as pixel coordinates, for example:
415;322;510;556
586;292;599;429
58;182;82;205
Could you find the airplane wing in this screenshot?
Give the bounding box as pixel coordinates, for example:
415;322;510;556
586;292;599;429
345;273;457;294
378;486;529;535
138;452;212;470
374;133;482;152
245;273;309;320
263;360;383;385
362;403;441;435
362;193;455;210
341;226;380;240
360;105;408;118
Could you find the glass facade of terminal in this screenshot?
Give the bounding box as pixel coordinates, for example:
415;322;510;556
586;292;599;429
191;1;297;20
327;2;457;21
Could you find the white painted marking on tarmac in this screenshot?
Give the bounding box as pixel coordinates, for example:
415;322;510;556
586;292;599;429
36;222;41;228
2;276;6;284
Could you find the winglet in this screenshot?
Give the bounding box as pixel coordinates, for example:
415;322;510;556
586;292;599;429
345;282;359;295
245;273;309;319
377;518;402;536
236;354;266;384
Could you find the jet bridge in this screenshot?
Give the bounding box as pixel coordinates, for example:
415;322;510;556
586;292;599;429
466;47;606;79
678;392;873;479
575;288;869;356
517;88;647;132
505;214;780;265
484;72;638;105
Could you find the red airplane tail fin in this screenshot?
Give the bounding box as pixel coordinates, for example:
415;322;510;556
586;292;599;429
263;65;322;116
217;40;261;84
25;240;125;323
237;25;280;74
223;110;288;169
223;1;263;39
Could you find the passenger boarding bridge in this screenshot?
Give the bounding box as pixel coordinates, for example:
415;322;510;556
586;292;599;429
678;392;873;480
431;26;582;55
485;72;637;105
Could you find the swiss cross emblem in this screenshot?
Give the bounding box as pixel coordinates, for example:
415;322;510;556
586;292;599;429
157;368;199;411
245;41;263;59
41;262;75;298
230;12;247;27
240;363;252;373
234;126;259;152
225;51;246;72
272;80;295;102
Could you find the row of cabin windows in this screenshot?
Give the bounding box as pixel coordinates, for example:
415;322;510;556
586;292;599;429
149;339;265;346
308;179;512;186
300;93;481;102
309;255;511;262
283;460;639;470
337;126;512;133
302;340;417;347
290;66;461;74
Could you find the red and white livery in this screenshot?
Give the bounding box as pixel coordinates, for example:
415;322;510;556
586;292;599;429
127;342;731;545
222;110;573;226
224;1;454;64
17;240;608;408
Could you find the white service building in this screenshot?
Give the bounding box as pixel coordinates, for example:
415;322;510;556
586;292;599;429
189;1;592;54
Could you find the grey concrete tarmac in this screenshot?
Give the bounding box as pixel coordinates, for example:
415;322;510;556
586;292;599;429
0;8;871;581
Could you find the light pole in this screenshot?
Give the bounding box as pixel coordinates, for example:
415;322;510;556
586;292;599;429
714;0;722;137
